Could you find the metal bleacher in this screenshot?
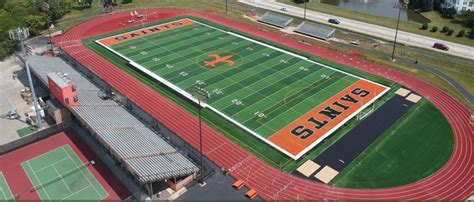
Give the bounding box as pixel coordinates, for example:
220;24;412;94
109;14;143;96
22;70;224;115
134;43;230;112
28;55;199;184
295;21;336;41
258;11;293;28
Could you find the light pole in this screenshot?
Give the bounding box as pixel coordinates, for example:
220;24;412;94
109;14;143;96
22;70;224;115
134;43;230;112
225;0;228;13
48;24;55;52
191;86;210;185
9;27;43;129
391;2;406;61
9;27;29;55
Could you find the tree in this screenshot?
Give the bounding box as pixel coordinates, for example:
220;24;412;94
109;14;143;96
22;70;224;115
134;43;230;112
23;14;49;35
441;26;449;32
294;0;309;4
458;11;474;28
469;29;474;39
457;30;465;37
442;7;457;18
447;29;454;35
408;0;434;12
421;23;429;29
85;0;93;7
431;26;438;32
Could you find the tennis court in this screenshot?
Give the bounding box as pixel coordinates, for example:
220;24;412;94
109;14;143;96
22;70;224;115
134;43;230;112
0;172;15;201
22;144;108;200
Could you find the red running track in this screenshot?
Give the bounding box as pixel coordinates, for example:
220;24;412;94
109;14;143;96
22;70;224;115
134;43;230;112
0;129;130;200
52;9;473;200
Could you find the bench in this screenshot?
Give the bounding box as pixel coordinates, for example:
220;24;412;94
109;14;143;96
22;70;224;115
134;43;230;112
232;180;245;190
245;189;258;199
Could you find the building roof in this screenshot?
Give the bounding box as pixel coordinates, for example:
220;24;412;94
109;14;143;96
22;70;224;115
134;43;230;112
295;21;336;41
28;55;198;184
258;11;293;28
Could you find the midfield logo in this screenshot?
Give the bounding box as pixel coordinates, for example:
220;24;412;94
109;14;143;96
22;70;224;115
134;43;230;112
204;54;235;68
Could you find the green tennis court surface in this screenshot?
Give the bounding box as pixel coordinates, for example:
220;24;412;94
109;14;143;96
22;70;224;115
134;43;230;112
22;145;108;200
0;172;15;201
96;18;388;159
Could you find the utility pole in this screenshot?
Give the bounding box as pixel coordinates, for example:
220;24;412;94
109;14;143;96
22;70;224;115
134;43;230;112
225;0;228;14
391;2;406;61
9;27;43;129
191;86;210;185
303;1;307;21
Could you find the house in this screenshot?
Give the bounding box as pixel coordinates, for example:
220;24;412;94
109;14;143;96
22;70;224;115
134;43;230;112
441;0;474;12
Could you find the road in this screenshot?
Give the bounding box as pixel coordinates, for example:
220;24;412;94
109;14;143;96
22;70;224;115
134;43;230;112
239;0;474;60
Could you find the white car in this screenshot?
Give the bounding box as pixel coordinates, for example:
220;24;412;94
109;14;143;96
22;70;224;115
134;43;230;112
280;7;287;11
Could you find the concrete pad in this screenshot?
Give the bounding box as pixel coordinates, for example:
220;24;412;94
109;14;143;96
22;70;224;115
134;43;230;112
395;88;410;97
406;94;422;103
314;166;339;184
296;160;321;177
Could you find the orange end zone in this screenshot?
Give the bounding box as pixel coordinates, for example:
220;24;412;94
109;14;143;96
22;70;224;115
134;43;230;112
98;18;195;46
268;79;387;157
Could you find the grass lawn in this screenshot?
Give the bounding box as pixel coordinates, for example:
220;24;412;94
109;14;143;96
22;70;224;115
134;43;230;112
276;0;474;46
329;99;454;188
16;126;38;138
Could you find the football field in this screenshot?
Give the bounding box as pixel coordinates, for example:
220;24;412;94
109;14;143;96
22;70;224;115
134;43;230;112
96;18;389;159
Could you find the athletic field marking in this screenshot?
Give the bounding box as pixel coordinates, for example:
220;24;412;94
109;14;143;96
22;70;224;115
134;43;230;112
0;172;14;201
94;18;390;159
22;145;108;200
62;146;107;199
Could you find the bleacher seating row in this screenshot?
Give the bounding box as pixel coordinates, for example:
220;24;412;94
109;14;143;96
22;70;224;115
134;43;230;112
295;21;335;41
258;11;293;28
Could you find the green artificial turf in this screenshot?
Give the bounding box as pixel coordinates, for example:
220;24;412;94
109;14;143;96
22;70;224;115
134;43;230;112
80;16;455;189
17;126;39;138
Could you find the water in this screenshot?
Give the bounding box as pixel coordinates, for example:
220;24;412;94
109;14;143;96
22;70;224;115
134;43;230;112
320;0;430;24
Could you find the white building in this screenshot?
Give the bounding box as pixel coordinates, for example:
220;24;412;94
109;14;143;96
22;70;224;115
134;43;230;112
441;0;474;12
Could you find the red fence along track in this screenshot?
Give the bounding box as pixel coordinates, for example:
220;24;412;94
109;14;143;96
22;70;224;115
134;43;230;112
52;9;473;200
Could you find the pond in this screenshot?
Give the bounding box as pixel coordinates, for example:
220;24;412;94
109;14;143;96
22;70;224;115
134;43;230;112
320;0;430;24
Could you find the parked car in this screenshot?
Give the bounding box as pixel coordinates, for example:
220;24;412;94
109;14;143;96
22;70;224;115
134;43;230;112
433;43;449;51
328;19;341;24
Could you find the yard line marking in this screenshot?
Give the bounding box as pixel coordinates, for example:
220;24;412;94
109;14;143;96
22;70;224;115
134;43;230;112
166;42;256;85
251;75;350;132
177;47;279;87
51;164;74;195
222;61;327;116
205;53;293;106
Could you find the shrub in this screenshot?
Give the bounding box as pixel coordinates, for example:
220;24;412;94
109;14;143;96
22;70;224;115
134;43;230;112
421;23;429;30
447;29;454;35
469;29;474;39
457;30;465;37
431;26;438;32
441;26;449;32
